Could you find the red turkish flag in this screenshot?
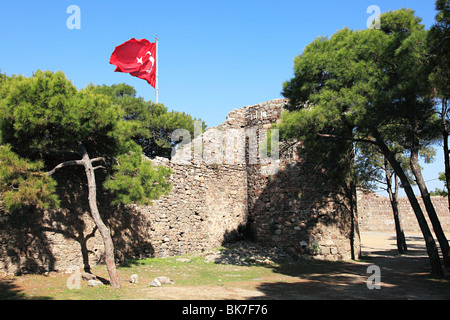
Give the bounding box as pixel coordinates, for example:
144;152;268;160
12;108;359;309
109;38;157;88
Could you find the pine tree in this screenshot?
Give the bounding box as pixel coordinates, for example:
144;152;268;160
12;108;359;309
0;70;172;288
280;9;445;276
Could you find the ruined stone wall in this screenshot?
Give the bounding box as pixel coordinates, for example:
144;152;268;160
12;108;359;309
133;159;248;258
0;160;249;274
0;99;359;274
357;191;450;234
0;169;118;274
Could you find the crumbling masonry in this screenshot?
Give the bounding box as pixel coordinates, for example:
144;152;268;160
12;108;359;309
0;99;360;274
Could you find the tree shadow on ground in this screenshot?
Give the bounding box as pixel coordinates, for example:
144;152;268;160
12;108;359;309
0;279;52;300
217;139;448;299
249;245;450;300
387;235;433;253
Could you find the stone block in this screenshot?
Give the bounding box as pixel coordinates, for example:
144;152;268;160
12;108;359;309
88;280;104;287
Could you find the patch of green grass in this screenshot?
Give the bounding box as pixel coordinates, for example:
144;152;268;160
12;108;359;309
117;253;270;287
1;251;288;300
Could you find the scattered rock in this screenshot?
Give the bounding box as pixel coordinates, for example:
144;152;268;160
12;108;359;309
157;276;174;284
149;276;174;287
201;240;297;266
82;272;97;281
204;254;220;263
130;274;139;284
149;278;161;287
176;258;191;263
88;279;104;287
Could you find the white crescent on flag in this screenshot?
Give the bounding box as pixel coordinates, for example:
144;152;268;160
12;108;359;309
145;51;155;73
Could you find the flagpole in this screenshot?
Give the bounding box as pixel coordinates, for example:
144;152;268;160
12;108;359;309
155;35;159;104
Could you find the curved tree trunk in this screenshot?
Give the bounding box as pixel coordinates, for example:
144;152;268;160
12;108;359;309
410;145;450;268
441;99;450;211
80;145;121;288
384;159;407;253
372;129;443;277
46;145;122;287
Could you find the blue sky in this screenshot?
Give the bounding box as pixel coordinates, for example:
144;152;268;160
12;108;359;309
0;0;445;195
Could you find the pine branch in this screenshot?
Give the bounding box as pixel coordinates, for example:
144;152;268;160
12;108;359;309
45;160;84;176
91;157;105;163
316;133;379;146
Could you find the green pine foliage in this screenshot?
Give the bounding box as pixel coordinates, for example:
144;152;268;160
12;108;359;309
279;9;440;182
428;0;450;100
0;144;59;211
0;70;174;212
430;172;449;196
104;150;172;206
86;83;206;159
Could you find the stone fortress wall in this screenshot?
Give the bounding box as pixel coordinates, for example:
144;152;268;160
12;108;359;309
145;99;359;261
0;99;360;274
357;190;450;234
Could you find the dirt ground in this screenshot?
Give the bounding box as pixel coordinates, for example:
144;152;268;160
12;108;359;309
136;232;450;300
1;232;449;300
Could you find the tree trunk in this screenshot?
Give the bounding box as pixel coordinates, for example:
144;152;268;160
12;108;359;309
80;145;121;288
393;174;408;253
442;99;450;211
372;128;443;277
45;145;122;287
384;159;407;253
410;144;450;268
347;141;360;260
349;178;361;260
